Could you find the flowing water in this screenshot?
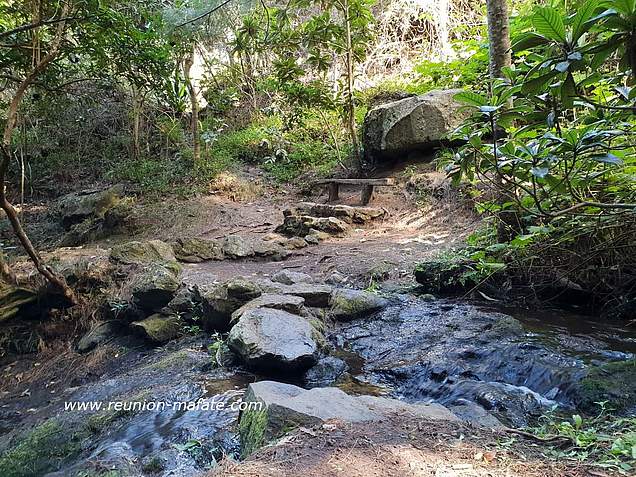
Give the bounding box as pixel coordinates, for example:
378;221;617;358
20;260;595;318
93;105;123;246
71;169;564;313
3;294;634;476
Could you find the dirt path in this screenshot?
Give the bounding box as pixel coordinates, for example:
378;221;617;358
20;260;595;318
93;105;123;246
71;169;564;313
212;416;589;477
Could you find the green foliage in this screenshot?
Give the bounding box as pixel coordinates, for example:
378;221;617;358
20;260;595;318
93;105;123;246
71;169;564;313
445;1;636;221
529;404;636;475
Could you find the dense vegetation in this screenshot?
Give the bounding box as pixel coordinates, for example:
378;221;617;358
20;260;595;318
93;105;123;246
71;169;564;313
0;1;634;305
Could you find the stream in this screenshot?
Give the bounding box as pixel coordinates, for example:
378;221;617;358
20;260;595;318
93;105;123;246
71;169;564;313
3;293;635;477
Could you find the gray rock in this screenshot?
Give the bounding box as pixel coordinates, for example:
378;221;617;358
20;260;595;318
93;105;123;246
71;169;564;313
282;237;308;249
252;240;289;261
76;321;122;352
228;308;320;372
363;89;469;163
222;235;254;258
449;403;504;429
239;381;458;456
131;264;181;312
131;314;183;343
304;234;319;245
329;288;388;321
110;240;177;267
231;294;306;324
162;286;196;314
280;283;332;308
195;277;262;330
172;237;224;263
56;185;124;228
276;215;350;237
303;356;348;388
287;202;386;224
271;270;314;286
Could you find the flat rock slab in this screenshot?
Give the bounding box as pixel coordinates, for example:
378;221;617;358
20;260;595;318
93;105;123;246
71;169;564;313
240;380;458;456
228;308;320;372
231;294;306;324
330;288;388;321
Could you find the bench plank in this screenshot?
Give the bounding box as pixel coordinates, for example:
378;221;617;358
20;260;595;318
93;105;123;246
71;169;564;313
315;178;395;186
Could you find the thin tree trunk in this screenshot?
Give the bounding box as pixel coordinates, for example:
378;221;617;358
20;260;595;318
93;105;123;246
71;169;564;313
0;6;76;304
343;0;361;170
183;48;201;165
486;0;517;242
486;0;512;79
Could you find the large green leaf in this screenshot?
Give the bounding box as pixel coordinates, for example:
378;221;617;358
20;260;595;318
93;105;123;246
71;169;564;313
522;70;560;94
533;7;567;43
512;32;550;52
613;0;636;16
561;72;577;109
453;91;488;107
572;0;602;42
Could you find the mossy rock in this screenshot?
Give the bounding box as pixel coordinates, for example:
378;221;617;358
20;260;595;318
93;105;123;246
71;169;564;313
110;240;177;267
329;288;388;322
172;237;224;263
239;406;269;458
414;259;476;294
575;359;636;414
0;282;38;323
0;419;83;477
131;264;182;312
131;313;184;343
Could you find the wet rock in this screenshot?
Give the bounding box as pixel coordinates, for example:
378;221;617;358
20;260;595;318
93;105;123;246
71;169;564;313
173;237;224;263
222;235;254;258
450;403;504;429
195;277;262;331
228;308;321;372
303;356;348;388
110;240;177;267
573;359;636;414
131;314;183;343
239;380;457;456
278;283;332;307
56;184;124;228
231;294;306;324
329;288;388;321
271;270;314;286
363;88;469;163
76;321;122;352
414;259;476;294
131;264;182;312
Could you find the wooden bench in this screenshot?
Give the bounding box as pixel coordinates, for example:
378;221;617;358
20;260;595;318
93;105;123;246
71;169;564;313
314;178;396;205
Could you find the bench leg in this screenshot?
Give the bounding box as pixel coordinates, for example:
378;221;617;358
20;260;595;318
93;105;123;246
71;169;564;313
328;183;339;202
361;185;374;205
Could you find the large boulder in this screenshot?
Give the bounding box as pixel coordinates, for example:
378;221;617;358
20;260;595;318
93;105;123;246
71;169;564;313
56;185;124;229
222;235;254;259
239;381;458;456
195;277;262;330
259;280;333;308
227;308;321;372
329;288;388;321
363;89;469;163
110;240;177;267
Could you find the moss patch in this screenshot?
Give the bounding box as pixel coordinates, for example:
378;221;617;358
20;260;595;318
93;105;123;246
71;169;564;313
239;407;269;458
0;419;84;477
576;359;636;414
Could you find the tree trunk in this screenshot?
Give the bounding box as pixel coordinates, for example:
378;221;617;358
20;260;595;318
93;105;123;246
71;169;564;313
486;0;518;242
0;7;76;304
343;0;361;170
183;48;201;165
486;0;511;79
